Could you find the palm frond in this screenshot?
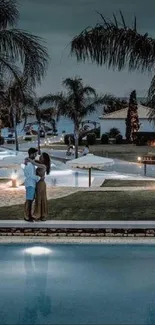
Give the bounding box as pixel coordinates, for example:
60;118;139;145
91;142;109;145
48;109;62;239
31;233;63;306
0;29;49;85
119;10;126;29
40;107;56;125
148;75;155;101
0;55;21;81
1;75;35;129
82;95;107;116
62;77;82;93
38;94;57;106
147;105;155;123
71;12;155;72
0;0;19;30
82;86;96;97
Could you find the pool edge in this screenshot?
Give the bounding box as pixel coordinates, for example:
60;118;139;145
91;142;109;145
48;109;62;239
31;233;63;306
1;236;155;244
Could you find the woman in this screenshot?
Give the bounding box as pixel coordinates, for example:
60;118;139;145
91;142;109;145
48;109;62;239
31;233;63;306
26;152;51;221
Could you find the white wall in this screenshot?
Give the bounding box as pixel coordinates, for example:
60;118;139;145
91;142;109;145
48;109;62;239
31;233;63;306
139;119;155;133
100;119;155;138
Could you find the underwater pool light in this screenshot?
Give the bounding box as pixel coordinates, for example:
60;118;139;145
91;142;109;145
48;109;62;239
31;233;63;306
24;246;51;256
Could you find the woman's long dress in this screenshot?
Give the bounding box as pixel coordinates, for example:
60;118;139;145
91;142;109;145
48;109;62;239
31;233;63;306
34;167;48;219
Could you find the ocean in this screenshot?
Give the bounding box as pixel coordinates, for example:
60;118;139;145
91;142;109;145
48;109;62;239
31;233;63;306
1;107;103;137
1;98;145;137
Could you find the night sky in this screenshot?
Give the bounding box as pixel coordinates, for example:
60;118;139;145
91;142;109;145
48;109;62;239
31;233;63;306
18;0;155;97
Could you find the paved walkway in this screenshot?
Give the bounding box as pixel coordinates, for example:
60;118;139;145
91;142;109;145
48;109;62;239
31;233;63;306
0;220;155;229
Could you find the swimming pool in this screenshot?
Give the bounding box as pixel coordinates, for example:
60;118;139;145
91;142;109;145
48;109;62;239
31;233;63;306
0;243;155;325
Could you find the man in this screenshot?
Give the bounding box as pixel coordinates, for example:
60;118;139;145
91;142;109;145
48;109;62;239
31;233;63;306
24;147;41;222
82;144;89;156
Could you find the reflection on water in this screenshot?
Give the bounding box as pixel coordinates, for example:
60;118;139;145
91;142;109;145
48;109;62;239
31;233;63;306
21;248;51;324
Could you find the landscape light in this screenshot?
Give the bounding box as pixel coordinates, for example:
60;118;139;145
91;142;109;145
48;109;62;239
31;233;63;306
11;172;17;187
137;157;142;162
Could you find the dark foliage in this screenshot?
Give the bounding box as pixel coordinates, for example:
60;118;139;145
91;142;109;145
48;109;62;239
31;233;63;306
0;0;49;85
101;133;109;144
108;127;120;138
126;90;140;141
103;95;128;114
116;134;123;144
87;132;96;145
71;11;155;73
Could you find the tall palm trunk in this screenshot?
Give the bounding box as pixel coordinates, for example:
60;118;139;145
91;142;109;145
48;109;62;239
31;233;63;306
37;121;41;154
12;105;19;151
74;126;79;159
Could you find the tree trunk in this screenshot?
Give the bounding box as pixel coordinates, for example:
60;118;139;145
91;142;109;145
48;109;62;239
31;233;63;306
74;128;79;159
0;120;2;136
37;122;41;154
13;106;19;151
14;124;18;151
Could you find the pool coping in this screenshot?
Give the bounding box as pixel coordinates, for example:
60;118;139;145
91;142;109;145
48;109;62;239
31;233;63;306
1;236;155;244
1;220;155;229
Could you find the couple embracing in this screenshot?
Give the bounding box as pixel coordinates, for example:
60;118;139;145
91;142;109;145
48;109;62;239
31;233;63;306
24;147;51;222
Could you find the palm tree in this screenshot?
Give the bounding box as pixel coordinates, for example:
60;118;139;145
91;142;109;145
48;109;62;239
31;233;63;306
71;12;155;102
43;77;104;158
103;94;128;114
0;0;49;86
0;75;56;153
1;76;34;151
25;97;56;154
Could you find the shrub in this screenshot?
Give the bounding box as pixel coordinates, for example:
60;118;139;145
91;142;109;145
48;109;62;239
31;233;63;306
109;128;120;138
64;134;83;145
64;134;74;145
87;132;96;145
24;136;32;141
116;134;123;144
94;127;100;138
101;133;109;144
134;132;155;146
0;136;4;145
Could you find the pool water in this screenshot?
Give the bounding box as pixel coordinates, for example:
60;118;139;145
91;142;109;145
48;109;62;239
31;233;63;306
0;243;155;325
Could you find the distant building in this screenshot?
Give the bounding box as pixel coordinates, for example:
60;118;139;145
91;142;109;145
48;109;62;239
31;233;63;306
99;104;155;138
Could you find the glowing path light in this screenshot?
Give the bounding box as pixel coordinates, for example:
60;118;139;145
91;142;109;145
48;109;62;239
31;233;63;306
11;170;17;187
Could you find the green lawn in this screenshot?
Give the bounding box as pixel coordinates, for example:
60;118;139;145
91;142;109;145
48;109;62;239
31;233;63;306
102;180;155;187
1;190;155;220
0;178;10;183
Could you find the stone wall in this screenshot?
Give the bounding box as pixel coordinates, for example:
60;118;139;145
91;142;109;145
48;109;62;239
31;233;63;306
0;228;155;237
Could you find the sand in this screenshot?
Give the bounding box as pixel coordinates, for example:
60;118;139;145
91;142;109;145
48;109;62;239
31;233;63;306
0;183;79;207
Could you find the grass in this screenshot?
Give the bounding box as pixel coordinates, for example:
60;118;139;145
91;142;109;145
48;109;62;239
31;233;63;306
0;178;10;183
102;180;155;187
1;190;155;220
